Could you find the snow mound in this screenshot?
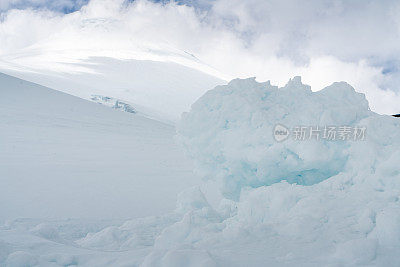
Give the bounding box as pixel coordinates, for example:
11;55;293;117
159;77;400;265
178;77;375;198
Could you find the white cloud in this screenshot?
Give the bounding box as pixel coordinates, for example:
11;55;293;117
0;0;399;114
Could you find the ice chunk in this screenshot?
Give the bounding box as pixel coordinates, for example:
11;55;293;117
91;94;137;114
161;77;400;265
178;77;373;198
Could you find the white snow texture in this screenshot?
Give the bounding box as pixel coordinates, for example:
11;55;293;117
2;75;400;266
170;77;400;266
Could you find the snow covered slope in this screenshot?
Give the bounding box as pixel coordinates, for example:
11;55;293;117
0;72;198;222
2;75;400;266
0;57;224;122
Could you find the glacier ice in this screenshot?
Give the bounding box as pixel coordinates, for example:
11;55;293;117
160;76;400;265
178;76;376;199
90;94;137;114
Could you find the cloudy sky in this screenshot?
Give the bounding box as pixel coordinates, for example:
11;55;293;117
1;0;399;114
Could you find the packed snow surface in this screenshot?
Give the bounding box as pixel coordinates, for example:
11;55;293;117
2;75;400;266
0;72;198;222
